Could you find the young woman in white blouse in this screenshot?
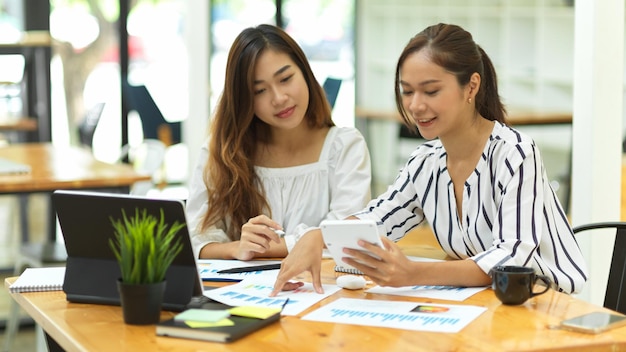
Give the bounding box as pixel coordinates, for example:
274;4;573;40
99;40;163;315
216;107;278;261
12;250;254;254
186;24;371;260
272;23;587;295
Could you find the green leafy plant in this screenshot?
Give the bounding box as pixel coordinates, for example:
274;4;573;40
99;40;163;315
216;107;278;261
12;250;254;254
109;208;185;285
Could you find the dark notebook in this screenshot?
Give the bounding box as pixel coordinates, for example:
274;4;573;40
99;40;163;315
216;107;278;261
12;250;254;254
156;302;281;343
52;190;208;312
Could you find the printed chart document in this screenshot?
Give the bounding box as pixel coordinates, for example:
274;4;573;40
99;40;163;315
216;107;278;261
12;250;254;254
197;259;282;282
302;298;487;333
365;285;486;301
204;277;341;316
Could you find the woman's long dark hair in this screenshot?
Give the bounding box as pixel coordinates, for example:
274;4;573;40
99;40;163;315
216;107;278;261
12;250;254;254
201;24;334;240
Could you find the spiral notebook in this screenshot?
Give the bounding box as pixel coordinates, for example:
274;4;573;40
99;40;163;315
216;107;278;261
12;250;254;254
9;267;66;293
334;265;364;275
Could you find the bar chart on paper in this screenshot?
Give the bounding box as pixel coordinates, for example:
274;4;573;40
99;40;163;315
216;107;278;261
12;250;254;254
203;278;341;316
301;298;487;333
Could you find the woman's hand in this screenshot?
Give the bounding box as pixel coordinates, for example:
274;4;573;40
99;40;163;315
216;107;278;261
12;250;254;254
270;229;325;296
235;215;283;260
342;236;415;287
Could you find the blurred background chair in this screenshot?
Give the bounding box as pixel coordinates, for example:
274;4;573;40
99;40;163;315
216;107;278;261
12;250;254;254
77;102;106;147
322;77;342;110
572;222;626;314
122;82;188;196
122;82;181;146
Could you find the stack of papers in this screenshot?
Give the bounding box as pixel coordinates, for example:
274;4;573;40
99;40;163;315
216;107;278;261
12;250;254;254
195;258;490;334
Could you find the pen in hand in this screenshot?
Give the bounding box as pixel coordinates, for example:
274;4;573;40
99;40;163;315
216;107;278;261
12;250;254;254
270;227;286;238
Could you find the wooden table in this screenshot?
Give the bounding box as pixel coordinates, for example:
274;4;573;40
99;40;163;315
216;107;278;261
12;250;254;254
0;117;38;132
0;116;38;143
5;240;626;352
0;143;150;194
0;143;152;241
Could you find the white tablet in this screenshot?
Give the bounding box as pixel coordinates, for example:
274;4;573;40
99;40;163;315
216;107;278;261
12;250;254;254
320;219;385;272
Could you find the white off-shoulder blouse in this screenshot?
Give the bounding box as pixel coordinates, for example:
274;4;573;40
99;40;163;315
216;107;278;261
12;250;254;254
186;126;372;258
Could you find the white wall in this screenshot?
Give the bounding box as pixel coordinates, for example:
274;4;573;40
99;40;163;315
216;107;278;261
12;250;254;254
570;0;624;306
183;0;210;179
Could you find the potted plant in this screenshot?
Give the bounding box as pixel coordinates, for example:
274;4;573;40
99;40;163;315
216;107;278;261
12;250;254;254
109;207;185;325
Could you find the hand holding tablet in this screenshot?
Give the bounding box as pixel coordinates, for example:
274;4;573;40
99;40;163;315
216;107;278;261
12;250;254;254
320;219;385;271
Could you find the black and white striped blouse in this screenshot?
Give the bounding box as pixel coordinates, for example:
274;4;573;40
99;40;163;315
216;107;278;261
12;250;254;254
355;121;588;294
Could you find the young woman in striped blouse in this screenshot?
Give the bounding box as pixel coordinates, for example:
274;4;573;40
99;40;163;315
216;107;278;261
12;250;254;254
272;23;587;295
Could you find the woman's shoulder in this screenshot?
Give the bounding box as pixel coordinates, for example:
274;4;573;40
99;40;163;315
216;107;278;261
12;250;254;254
488;122;539;161
327;126;367;149
330;125;365;140
325;126;369;163
492;121;534;143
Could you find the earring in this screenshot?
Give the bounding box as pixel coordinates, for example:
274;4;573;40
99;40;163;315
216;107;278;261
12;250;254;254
468;97;472;104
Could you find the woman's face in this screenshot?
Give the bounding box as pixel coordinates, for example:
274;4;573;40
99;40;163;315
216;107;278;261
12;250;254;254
399;50;471;141
252;49;310;130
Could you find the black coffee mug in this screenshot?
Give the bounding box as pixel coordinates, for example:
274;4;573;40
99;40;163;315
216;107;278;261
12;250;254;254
491;265;551;305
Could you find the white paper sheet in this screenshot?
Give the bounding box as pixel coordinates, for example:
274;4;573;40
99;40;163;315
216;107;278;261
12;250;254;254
302;298;487;333
365;285;486;301
203;277;341;316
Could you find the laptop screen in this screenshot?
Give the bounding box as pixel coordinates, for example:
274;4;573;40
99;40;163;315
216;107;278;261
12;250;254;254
52;189;203;312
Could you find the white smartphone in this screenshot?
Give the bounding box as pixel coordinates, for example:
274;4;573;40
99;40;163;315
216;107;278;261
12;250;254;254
559;311;626;334
320;219;385;271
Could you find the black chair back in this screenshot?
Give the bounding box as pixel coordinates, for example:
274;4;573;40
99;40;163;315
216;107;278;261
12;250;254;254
572;222;626;314
122;82;181;146
77;102;106;148
322;77;342;109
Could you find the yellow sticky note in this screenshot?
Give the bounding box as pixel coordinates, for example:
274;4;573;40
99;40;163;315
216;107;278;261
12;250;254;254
185;318;234;328
229;306;281;319
174;309;230;323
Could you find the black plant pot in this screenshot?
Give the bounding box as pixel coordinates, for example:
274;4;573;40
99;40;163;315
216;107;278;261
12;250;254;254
117;279;166;325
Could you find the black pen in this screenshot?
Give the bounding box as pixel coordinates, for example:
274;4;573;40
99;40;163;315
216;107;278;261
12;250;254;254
216;263;282;274
280;298;290;311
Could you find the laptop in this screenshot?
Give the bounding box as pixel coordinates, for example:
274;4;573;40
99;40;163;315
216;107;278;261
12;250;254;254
52;189;208;312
